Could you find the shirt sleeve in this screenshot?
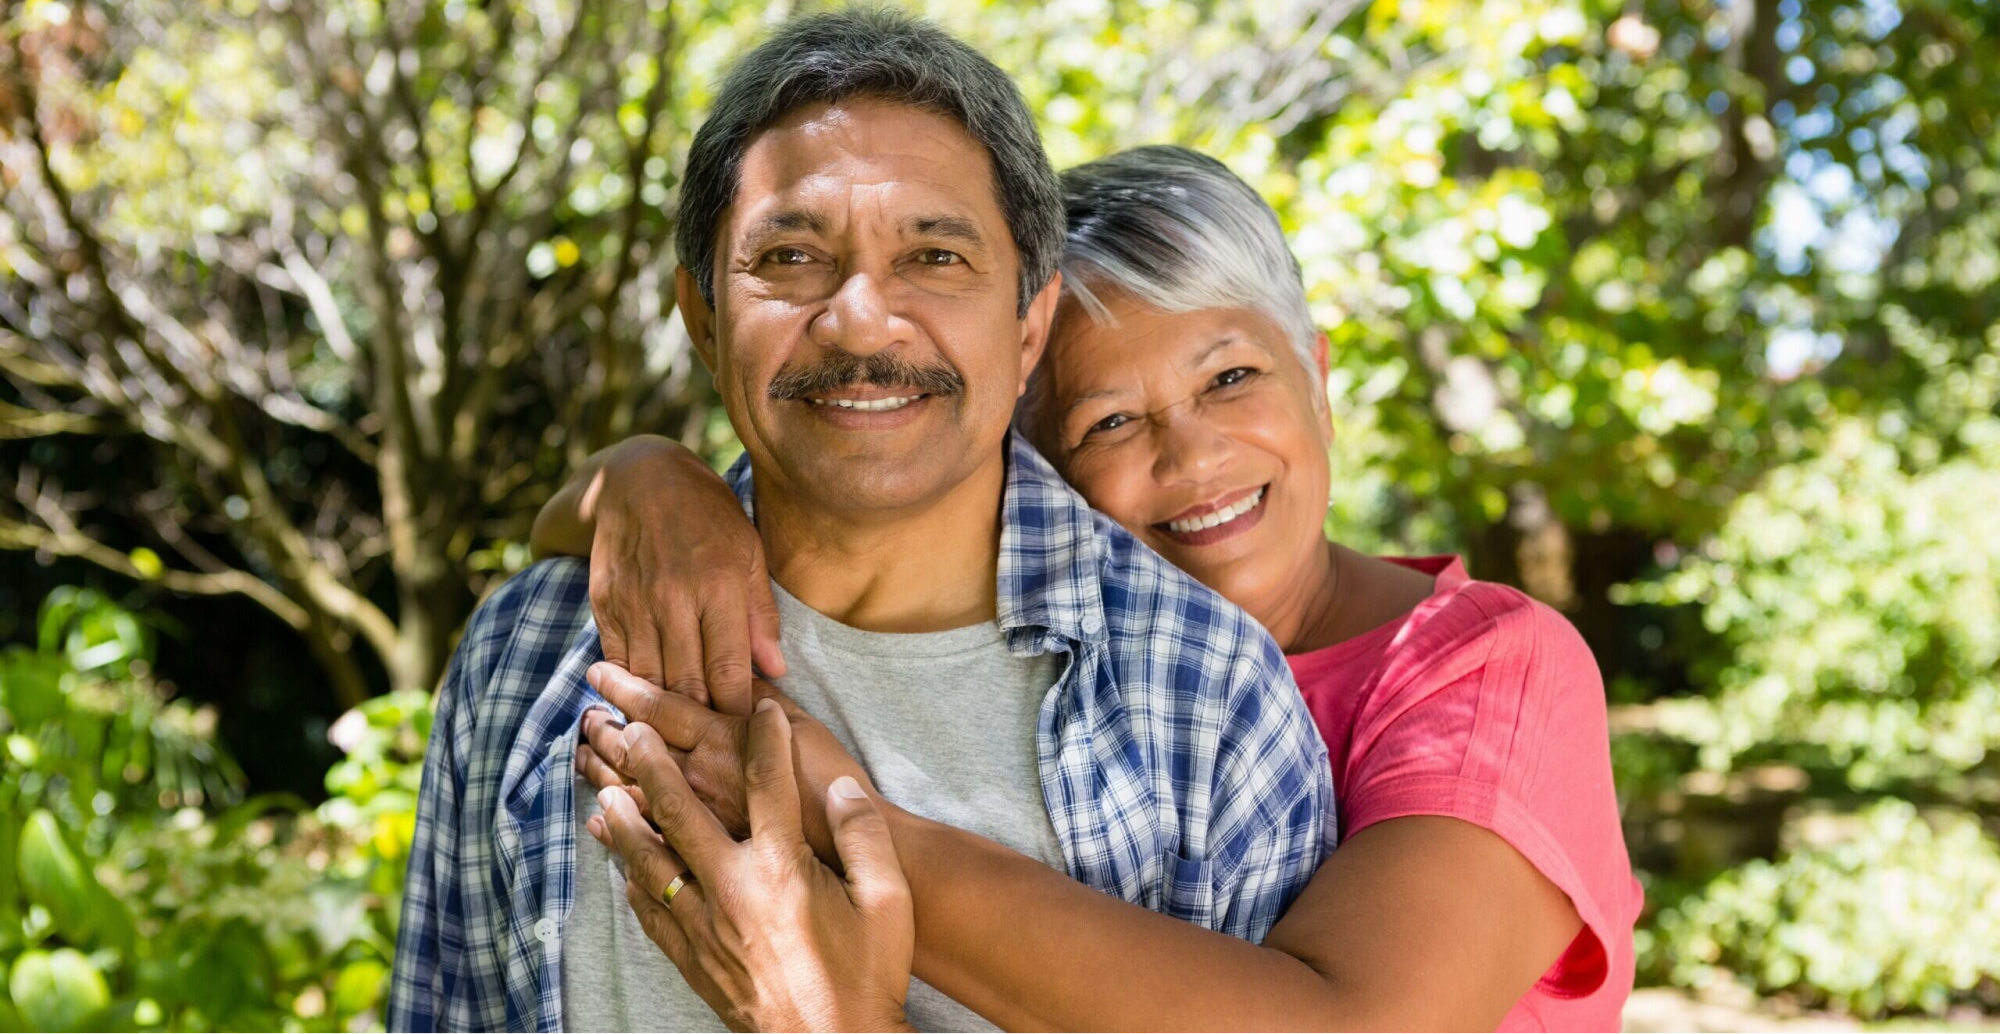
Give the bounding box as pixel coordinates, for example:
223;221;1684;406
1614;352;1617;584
1202;631;1336;943
387;580;518;1031
387;638;476;1031
1339;589;1632;995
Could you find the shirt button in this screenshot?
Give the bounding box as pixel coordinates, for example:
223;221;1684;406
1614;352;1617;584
534;918;557;944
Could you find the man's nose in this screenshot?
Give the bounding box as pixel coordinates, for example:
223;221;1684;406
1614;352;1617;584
809;272;906;356
1151;408;1231;486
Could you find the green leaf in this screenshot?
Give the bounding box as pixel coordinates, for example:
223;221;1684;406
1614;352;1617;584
8;949;110;1033
13;810;129;956
0;808;20;950
17;811;98;945
0;649;69;731
126;547;163;581
331;957;387;1018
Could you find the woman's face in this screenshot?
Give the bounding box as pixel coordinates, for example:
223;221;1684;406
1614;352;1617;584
1035;290;1332;620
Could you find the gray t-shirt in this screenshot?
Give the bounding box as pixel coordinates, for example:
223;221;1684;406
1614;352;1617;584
561;582;1067;1032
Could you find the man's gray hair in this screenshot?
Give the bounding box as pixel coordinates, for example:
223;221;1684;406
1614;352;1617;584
675;6;1064;317
1057;145;1320;375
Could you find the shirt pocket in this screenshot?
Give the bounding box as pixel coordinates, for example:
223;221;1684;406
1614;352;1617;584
1159;849;1219;929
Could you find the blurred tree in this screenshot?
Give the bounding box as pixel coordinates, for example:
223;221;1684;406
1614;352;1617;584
3;0;1997;723
0;0;709;702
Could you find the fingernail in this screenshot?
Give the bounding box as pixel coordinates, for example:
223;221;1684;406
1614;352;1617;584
755;697;780;714
597;786;620;810
830;776;867;800
586;663;603;688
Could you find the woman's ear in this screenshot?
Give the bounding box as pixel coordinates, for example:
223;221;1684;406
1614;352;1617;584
678;266;718;372
1312;330;1333;423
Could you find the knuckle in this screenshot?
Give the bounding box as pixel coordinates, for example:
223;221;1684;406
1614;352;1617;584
704;657;751;686
664;673;709;700
648;785;695;831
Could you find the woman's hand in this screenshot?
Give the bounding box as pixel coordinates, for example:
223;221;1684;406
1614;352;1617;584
530;434;784;715
585;698;916;1033
578;661;869;859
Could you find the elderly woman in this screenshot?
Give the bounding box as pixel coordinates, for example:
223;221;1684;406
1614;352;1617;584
533;146;1640;1031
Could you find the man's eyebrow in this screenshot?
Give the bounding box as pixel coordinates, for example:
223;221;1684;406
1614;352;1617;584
908;215;987;247
738;210;828;250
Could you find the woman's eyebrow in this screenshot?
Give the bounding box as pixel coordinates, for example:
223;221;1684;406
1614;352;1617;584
1061;387;1127;420
1181;334;1245;371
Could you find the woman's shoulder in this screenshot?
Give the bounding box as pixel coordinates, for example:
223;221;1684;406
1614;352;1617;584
1372;558;1603;701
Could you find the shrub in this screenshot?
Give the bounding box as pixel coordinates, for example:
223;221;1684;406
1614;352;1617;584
1646;799;2000;1018
0;588;421;1031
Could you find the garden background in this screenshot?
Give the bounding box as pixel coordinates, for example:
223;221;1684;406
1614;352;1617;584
2;0;1997;1029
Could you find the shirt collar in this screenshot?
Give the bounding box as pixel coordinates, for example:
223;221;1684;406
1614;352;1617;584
723;431;1107;647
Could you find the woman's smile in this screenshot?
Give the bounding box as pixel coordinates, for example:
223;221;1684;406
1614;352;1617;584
1155;483;1269;545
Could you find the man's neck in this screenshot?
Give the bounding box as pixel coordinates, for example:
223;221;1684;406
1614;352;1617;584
753;452;1006;634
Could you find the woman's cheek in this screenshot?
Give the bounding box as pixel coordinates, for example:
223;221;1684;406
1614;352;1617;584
1073;447;1154;533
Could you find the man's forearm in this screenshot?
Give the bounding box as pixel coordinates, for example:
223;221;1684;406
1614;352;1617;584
881;805;1347;1032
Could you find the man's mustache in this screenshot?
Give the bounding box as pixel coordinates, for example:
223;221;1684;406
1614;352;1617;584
766;351;965;400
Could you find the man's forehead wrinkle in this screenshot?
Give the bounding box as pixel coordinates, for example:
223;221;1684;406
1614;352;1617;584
731;178;992;247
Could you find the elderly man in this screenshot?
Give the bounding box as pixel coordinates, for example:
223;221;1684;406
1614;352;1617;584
386;9;1331;1031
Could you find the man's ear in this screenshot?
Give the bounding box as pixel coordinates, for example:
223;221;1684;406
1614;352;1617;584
1015;271;1062;396
677;266;719;373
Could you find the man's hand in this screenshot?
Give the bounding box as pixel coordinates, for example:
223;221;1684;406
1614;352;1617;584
584;698;916;1033
579;661;869;860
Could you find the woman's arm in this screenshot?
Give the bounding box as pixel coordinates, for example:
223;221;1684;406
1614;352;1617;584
529;435;784;713
583;668;1584;1031
529;437;639;562
893;807;1579;1031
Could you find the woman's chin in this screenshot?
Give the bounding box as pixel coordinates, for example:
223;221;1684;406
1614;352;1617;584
1149;526;1269;599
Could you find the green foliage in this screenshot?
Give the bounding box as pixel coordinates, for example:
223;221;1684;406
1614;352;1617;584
1647;800;2000;1018
0;589;418;1031
1622;298;2000;789
5;0;2000;1024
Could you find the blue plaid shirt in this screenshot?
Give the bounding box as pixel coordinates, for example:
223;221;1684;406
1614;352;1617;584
389;433;1334;1032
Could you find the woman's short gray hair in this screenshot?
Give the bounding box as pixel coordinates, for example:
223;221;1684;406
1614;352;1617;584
1057;145;1319;374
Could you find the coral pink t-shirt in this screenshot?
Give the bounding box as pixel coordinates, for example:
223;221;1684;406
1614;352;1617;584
1286;556;1642;1032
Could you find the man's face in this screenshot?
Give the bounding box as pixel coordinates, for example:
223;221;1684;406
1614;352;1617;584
682;98;1054;517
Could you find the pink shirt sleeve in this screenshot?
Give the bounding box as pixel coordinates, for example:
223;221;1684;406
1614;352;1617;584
1336;583;1639;1002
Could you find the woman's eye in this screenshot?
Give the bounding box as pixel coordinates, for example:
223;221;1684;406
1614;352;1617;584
1086;413;1131;436
1213;367;1257;388
915;248;963;266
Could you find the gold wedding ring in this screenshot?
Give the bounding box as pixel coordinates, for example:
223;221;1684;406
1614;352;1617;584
662;874;690;905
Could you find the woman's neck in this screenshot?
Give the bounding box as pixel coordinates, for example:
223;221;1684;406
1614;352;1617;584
1254;539;1350;655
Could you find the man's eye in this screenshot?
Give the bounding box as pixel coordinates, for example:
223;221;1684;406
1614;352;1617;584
915;249;963;266
765;247;813;265
1213;367;1257;388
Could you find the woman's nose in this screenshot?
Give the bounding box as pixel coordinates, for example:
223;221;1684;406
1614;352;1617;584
809;272;903;356
1151;409;1231;486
